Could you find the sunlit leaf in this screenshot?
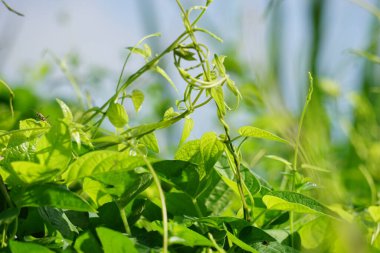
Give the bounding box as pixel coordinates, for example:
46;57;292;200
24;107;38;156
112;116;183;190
239;126;289;144
96;227;138;253
139;132;159;153
9;240;54;253
368;206;380;222
62;151;146;182
179;117;194;145
56;98;73;122
131;89;144;112
107;103;129;128
262;191;338;218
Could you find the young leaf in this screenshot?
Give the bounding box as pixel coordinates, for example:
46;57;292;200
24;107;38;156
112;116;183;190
139;132;159;153
96;227;138;253
262;191;338;218
56;98;73;122
107;103;129;128
179;117;194;145
131;89;144;112
238;126;289;144
200;132;224;174
210;86;226;116
9;240;54;253
155;66;178;93
225;229;259;253
11;183;94;212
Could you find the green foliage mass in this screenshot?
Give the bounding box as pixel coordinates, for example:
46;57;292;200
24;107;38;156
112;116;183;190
1;0;380;252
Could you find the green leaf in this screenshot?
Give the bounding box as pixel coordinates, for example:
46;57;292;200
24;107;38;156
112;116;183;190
213;54;226;76
174;47;196;61
368;206;380;222
262;191;338;218
131;89;144;112
210;86;226;116
200;132;224;175
168;222;213;247
62;151;146;182
36;122;72;172
9;240;54;253
74;231;103;253
38;207;79;239
11;183;94;212
107;103;129;128
10;161;59;185
225;229;259;253
139;132;159;153
238;126;289;144
0;207;19;225
179;117;194;145
96;227;138;253
155;66;178;93
153;160;199;196
298;216;331;249
56;98;73;122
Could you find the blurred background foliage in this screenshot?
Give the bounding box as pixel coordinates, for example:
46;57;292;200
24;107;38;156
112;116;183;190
1;0;380;250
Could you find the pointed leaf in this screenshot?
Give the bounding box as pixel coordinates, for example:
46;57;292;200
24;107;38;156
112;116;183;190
131;89;144;112
139;132;159;153
96;227;138;253
263;191;338;218
56;98;73;122
239;126;289;144
9;240;54;253
179;117;194;145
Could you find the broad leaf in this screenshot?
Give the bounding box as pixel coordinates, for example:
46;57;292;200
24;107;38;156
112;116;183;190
38;207;79;239
62;151;146;182
107;103;129;128
10;161;59;185
96;227;138;253
0;207;19;225
238;126;289;144
262;191;338;218
9;240;54;253
368;206;380;222
11;183;94;212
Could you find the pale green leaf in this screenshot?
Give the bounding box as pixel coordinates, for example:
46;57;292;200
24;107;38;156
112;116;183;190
56;98;73;122
131;89;144;112
107;103;128;128
262;191;338;218
155;66;178;93
368;206;380;222
210;86;226;116
179;117;194;145
140;132;159;153
200;132;224;174
10;161;59;184
239;126;289;144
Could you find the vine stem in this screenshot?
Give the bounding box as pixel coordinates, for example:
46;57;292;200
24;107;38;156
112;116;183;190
138;152;168;253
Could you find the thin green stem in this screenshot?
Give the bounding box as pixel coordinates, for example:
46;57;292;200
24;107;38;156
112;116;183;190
118;205;132;235
138;152;168;253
